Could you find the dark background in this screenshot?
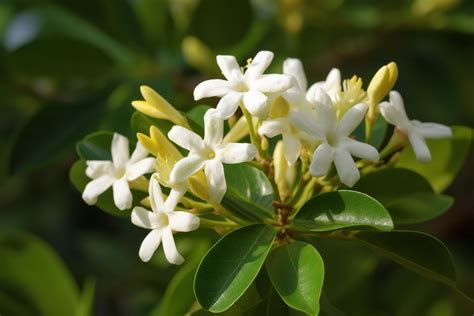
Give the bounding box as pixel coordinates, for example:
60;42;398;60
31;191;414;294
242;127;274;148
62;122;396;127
0;0;473;315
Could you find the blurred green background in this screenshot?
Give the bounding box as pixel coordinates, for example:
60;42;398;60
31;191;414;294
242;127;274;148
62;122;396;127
0;0;473;315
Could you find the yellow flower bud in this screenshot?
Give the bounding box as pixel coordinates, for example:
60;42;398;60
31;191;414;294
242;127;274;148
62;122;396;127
132;86;189;128
269;96;290;119
273;140;296;200
137;126;209;201
367;62;398;120
223;116;249;143
181;36;216;74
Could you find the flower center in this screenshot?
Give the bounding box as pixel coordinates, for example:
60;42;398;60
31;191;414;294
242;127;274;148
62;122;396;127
114;166;126;179
156;213;169;227
269;96;290;119
207;151;216;159
326;132;337;146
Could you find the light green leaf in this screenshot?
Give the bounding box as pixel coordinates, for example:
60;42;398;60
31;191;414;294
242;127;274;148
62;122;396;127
76;278;96;316
293;190;393;232
222;164;276;222
354;114;388;149
353;168;453;224
266;241;324;315
355;231;456;287
396;126;472;193
194;224;276;313
186;105;211;130
0;233;79;316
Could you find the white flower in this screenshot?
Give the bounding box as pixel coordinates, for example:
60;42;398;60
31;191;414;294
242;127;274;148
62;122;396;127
292;88;379;187
380;91;452;162
307;68;341;101
131;175;199;264
82;133;155;210
193;51;294;119
168;110;257;203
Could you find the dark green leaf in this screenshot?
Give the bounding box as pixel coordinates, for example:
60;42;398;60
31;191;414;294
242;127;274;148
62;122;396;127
194;224;276;313
293;190;393;232
396;126;472;193
354;114;388;149
9;97;105;174
186;104;211;129
353;168;453;224
355;231;456;287
76;131;114;160
222;164;276;222
130;111;174;136
76;278;95;316
266;241;324;315
0;232;79;316
69;160;146;217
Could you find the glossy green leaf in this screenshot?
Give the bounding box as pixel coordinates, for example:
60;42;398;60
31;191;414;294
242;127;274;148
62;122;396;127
353;168;453;224
293;190;393;232
9;98;105;174
354;114;388;149
76;131;114;160
130;111;174;136
266;241;324;315
186;104;211;129
194;224;276;313
396;126;472;193
69;160;146;217
355;231;457;287
222;163;276;222
0;233;79;316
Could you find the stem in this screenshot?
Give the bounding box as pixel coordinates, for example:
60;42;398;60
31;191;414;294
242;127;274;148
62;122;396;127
241;105;268;160
199;218;239;228
180;196;213;212
213;204;249;225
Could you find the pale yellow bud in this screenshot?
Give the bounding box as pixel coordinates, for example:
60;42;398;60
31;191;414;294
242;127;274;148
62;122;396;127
269;96;290;119
367;62;398;120
273;140;291;200
181;36;216;74
132;86;189;128
223;115;253;143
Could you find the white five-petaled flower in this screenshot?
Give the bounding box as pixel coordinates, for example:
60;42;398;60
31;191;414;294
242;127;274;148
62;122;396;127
379;91;452;162
306;68;341;102
82;133;155;210
193;51;294;119
131;175;199;264
168;110;257;203
292;88;379;187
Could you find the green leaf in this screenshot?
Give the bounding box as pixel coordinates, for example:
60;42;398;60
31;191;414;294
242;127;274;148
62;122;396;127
69;160;145;217
354;114;388;149
0;232;79;316
353;168;453;224
396;126;473;193
76;131;114;160
355;231;457;287
222;163;276;222
293;190;393;232
186;105;211;129
9;97;105;174
194;224;276;313
130;111;174;136
76;278;96;316
266;241;324;315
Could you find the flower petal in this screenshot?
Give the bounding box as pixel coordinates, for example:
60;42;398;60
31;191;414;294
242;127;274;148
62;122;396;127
139;229;163;262
168;126;204;152
113;178;133;210
215;91;242;119
216;55;243;83
85;160;113;178
258;119;286;138
111;133;130;169
408;132;431;162
169;155;207;184
193;79;234;100
283;58;307;91
282;132;301;166
289;111;324;139
310;142;335;177
412;121;452;139
131;206;159;229
219;143;257;164
150;175;165;213
341;138;379;162
243;89;268;117
163;182;188;214
169;211;200;232
336;103;368;137
334;148;360;187
204;159;226;204
126;158;155;181
162;227;184;265
306;68;341;100
244;50;274;82
252;74;294;94
204;109;224;147
129;141;150;164
82;175;114;205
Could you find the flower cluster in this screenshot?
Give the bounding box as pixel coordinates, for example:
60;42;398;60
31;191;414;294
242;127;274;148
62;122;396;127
80;51;452;264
